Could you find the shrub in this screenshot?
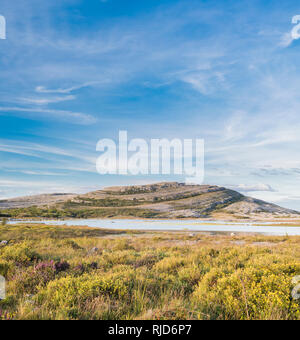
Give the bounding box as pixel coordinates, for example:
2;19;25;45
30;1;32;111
35;273;130;319
0;242;40;264
0;260;10;277
114;239;133;251
192;265;300;320
54;261;70;273
10;266;55;296
1;224;300;320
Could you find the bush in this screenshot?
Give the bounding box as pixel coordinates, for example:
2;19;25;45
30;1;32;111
35;273;130;319
0;242;40;264
0;260;10;277
192;265;300;320
1;224;300;320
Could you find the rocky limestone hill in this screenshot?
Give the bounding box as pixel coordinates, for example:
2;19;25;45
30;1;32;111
0;182;299;221
0;193;76;209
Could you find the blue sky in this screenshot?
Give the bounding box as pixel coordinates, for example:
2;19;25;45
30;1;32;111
1;0;300;209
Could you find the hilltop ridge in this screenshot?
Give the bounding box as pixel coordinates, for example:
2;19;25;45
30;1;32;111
0;182;299;221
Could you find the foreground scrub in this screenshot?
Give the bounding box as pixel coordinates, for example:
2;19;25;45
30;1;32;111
0;223;299;320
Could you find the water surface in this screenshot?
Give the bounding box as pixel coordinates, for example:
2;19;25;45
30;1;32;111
12;219;300;236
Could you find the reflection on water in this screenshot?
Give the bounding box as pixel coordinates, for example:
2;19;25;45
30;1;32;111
11;219;300;236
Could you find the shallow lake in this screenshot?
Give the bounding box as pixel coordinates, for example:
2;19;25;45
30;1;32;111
12;219;300;236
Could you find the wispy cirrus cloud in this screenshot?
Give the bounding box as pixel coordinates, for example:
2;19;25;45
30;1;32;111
228;183;276;193
35;82;100;94
6;169;66;176
0;138;96;164
0;179;99;198
279;31;294;48
19;95;76;105
0;106;96;124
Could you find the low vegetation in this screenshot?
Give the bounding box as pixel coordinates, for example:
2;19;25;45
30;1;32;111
0;206;162;219
0;224;299;320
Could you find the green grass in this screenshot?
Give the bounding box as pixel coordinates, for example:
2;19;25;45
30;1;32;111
0;224;299;320
0;206;162;219
62;198;149;208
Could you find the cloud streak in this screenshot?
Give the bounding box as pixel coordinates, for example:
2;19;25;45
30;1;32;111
0;106;96;124
228;184;276;193
19;95;76;105
35;82;100;94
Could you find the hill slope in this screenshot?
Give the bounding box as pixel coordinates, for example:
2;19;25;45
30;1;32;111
0;182;299;221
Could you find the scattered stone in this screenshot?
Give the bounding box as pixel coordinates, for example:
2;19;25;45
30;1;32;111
189;233;196;237
89;247;99;254
230;233;236;237
0;240;8;246
24;294;35;304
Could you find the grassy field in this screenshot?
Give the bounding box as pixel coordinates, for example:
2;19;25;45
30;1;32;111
0;223;300;320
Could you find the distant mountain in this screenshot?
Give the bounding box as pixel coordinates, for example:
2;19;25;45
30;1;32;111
0;182;299;221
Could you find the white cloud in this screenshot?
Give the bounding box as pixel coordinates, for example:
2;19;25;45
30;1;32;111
19;95;76;105
180;69;226;95
279;32;294;48
0;179;100;198
228;183;275;193
17;170;65;176
35;82;99;94
224;110;248;142
0;106;96;125
248;191;300;205
0;139;97;165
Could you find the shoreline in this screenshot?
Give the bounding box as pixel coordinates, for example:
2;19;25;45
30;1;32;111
8;216;300;227
9;219;300;236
